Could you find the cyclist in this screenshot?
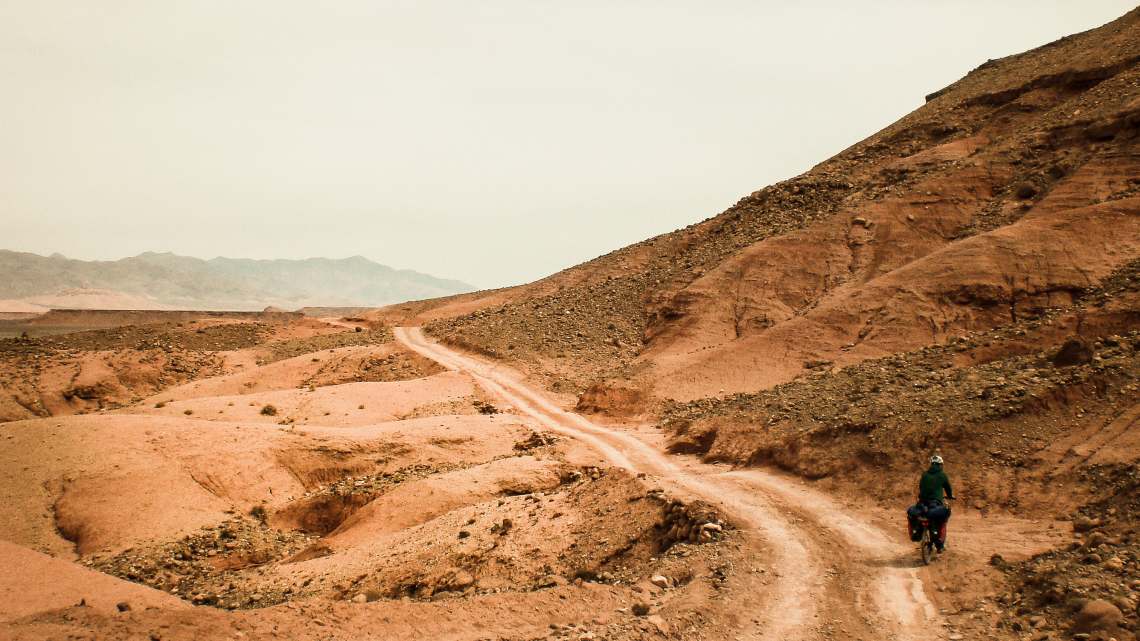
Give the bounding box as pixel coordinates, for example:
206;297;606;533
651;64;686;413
915;454;955;551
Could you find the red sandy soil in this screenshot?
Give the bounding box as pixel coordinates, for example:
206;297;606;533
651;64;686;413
0;540;189;621
0;317;745;640
3;325;1061;641
0;313;402;423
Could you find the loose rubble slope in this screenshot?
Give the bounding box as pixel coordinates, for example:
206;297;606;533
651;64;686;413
409;9;1140;406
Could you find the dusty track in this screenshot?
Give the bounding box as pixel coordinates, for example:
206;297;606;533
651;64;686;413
396;326;942;641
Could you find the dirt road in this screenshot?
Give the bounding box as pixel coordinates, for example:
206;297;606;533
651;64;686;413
395;327;943;641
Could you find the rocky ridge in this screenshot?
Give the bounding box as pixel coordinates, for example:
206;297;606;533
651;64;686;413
661;259;1140;500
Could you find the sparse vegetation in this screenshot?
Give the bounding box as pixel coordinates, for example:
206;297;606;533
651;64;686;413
264;327;393;362
473;400;499;415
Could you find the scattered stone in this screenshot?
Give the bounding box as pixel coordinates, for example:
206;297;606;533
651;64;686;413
646;614;670;635
513;431;557;451
1111;596;1136;616
537;575;567;588
490;518;513;536
1083;531;1107;549
93;515;317;610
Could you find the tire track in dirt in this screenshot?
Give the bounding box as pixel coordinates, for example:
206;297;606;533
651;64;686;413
719;470;941;635
395;327;942;641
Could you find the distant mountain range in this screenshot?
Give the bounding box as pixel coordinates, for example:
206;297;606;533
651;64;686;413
0;250;474;311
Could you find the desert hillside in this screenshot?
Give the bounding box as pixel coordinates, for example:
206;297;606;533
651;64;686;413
389;5;1140;500
0;250;474;311
400;8;1140;405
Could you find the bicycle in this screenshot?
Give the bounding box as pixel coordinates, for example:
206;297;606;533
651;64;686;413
915;498;953;565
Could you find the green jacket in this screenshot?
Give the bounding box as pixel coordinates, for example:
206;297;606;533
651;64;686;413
918;465;953;503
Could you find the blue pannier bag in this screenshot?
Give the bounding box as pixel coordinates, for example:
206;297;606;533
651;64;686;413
905;503;926;541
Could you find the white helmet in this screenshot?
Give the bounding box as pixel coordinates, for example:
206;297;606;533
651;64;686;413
930;455;944;465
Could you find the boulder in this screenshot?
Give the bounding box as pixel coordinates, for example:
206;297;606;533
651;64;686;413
1072;516;1102;532
1071;599;1122;634
1052;337;1093;367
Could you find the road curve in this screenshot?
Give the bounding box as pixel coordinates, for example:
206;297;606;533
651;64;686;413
395;326;942;641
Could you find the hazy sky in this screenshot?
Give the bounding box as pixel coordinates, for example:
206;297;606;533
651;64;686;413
2;2;1134;288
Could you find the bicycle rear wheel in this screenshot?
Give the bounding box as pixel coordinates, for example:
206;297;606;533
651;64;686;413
920;530;934;565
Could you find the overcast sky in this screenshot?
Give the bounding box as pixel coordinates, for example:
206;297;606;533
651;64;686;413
1;2;1134;289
